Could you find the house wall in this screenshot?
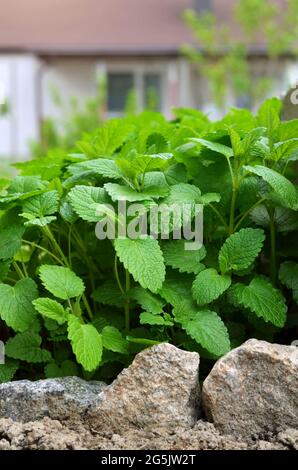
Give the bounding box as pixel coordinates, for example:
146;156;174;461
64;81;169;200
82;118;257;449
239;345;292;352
0;54;40;160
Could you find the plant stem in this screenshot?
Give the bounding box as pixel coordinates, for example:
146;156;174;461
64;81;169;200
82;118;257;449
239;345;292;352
43;226;69;266
114;255;125;295
269;208;277;285
124;270;131;333
82;294;93;320
12;261;25;279
209;204;229;233
234;198;266;232
229;187;237;234
22;240;64;265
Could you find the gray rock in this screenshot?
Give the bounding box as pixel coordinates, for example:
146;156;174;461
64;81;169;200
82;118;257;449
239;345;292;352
202;339;298;438
88;343;200;432
0;376;107;423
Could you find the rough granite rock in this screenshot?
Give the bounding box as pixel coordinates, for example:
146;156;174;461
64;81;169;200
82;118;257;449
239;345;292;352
88;343;200;433
0;376;107;423
202;339;298;438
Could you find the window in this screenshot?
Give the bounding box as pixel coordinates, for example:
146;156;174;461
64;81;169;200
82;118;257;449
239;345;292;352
107;73;134;112
144;73;162;111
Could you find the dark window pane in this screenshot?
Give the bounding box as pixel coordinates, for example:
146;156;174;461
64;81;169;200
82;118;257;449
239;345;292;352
144;73;161;111
107;73;134;112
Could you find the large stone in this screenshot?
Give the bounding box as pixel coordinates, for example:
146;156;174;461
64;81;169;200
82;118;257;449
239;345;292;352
202;339;298;437
88;343;200;432
0;376;107;423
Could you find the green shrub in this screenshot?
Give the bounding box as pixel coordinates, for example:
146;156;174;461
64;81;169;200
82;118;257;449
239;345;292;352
0;98;297;382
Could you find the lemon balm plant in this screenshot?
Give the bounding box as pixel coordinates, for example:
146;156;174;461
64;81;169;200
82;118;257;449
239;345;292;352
0;98;297;383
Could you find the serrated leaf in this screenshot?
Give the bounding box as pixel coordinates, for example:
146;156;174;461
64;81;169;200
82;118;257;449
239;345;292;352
5;331;52;363
22;191;59;217
70;159;124;181
114;237;165;293
129;286;165;314
257;97;281;136
69;185;109;222
59;200;78;224
33;298;67;324
164;183;201;205
140;312;174;326
92;280;124;308
158;271;193;307
104;183;169;202
67;315;103;372
23;215;57;227
0;359;19;383
0;225;25;260
92;119;133;156
191;138;233;158
192;268;231;306
279;262;298;303
0;278;38;332
244;165;298;210
173;301;230;356
39;265;85;300
229;277;287;327
101;326;129;354
219;228;265;274
162;240;206;274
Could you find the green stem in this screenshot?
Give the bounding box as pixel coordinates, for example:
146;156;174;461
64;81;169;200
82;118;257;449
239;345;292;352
43;226;69;266
114;255;125;295
124;270;131;333
12;261;25;279
269;208;277;285
234;198;266;232
209;204;229;233
22;240;64;265
82;294;93;320
229;187;237;234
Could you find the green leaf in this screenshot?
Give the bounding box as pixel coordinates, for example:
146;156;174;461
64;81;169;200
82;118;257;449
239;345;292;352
140;312;174;326
158;271;193;307
173;301;230;356
33;298;68;324
191;138;233;158
219;228;265;274
0;259;11;281
70;159;124;181
162;240;206;274
114;237;165;293
0;226;25;260
22;215;57;227
44;360;79;378
6;331;52;363
92;119;133;156
257;97;281;137
229;277;287;327
67;315;103;372
104;183;169;202
164;183;202;205
39;265;85;300
0;278;38;332
22;191;59;217
59;200;78;224
129;287;165;314
244;165;298;210
69;185;109;222
92;280;124;308
279;262;298;303
101;326;129;354
0;359;19;383
192;268;231;306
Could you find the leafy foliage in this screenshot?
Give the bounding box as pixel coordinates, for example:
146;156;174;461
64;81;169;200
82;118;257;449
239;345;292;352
0;98;297;383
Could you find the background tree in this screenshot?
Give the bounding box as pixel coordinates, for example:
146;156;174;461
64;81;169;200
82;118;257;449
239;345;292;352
182;0;298;110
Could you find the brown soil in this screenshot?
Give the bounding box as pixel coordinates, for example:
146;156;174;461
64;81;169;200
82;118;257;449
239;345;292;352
0;417;297;451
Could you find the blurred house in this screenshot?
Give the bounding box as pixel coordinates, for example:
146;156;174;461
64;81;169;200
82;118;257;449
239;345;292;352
0;0;297;159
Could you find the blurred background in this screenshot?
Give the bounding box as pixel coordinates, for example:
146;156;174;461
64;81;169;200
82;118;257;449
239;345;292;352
0;0;298;163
